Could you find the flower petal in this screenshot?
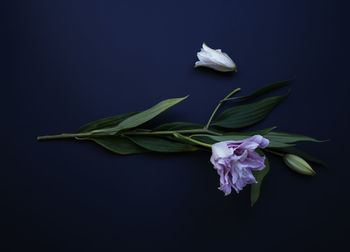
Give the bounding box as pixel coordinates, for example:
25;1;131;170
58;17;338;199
211;142;232;159
210;135;269;195
195;43;237;72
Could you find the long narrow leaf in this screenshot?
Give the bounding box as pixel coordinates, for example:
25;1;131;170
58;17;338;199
76;112;137;133
251;154;270;206
154;122;202;131
219;127;276;136
264;131;324;144
127;135;198;152
212;95;287;129
232;79;293;101
192;133;294;148
91;136;147;155
93;96;188;134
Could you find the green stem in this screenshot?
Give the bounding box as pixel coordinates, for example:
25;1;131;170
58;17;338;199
37;128;221;141
265;148;285;157
37;132;92;140
173;133;212;148
219;97;239;103
123;129;221;136
204;88;241;129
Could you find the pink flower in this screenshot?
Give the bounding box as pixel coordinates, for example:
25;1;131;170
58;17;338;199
210;135;269;195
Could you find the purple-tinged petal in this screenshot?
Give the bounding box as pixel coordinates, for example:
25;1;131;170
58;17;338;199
219;183;232;196
211;142;233;159
209;135;269;195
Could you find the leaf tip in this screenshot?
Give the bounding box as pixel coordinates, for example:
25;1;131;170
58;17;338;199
179;95;190;101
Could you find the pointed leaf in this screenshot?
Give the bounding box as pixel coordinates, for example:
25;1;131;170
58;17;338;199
76;112;137;133
217;127;276;137
127;135;198;152
251;155;270;206
190;136;218;145
191;134;294;148
91;136;147;155
94;96;188;134
246;127;277;136
154;122;202;131
264;131;324;144
232;79;293;101
266;141;295;148
212;95;287;129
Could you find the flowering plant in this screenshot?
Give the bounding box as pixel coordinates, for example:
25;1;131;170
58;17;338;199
38;79;325;206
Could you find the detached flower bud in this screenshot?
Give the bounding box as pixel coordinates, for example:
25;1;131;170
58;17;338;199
195;43;237;72
283;154;316;176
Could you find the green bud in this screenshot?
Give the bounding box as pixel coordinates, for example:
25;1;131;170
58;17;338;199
283;154;316;176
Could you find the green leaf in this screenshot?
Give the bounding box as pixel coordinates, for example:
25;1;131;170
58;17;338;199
232;79;293;101
191;134;256;146
190;127;275;140
154;122;202;131
266;141;295;148
212;94;287;129
247;127;277;136
76;112;137;133
93;96;188;135
127;135;198;152
191;133;294;148
216;127;276;137
251;155;270;206
272;146;327;167
264;131;324;144
190;136;218;145
91;136;147;155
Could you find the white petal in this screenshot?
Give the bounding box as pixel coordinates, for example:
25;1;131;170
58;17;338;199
195;43;237;72
204;43;236;70
210;52;235;69
197;51;211;63
194;60;230;72
194;60;208;67
205;63;232;72
211;142;232;159
202;43;217;54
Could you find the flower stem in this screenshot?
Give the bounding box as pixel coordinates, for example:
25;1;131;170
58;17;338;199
204;88;241;129
37;128;221;141
123;129;221;136
173;133;212;148
37;132;92;140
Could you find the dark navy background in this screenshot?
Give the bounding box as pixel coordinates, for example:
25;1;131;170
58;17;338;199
3;0;349;251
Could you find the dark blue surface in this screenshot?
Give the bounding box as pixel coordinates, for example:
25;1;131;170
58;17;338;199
3;0;350;251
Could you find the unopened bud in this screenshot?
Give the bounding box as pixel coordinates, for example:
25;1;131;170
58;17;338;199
194;43;237;72
283;154;315;176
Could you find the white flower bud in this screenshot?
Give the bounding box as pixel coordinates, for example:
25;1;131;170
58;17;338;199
283;154;316;176
194;43;237;72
